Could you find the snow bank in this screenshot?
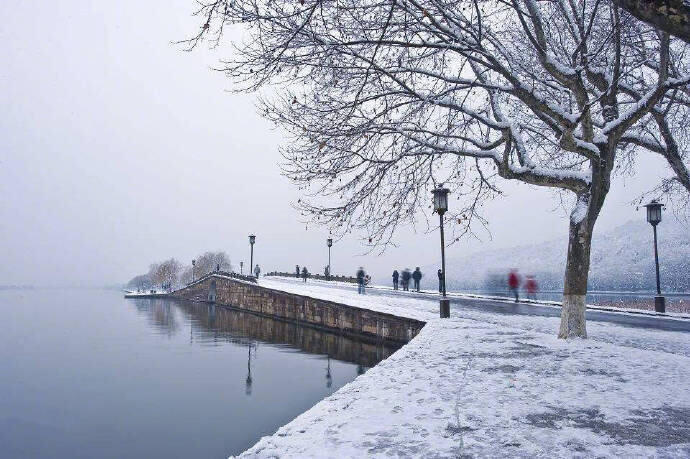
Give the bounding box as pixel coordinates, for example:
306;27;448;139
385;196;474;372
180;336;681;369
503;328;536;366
234;277;690;457
239;317;690;457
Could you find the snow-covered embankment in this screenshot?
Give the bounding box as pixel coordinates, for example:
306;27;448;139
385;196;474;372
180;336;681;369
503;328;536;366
238;277;690;457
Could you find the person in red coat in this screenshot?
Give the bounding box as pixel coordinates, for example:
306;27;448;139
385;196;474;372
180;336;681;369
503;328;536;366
508;269;521;303
525;275;538;300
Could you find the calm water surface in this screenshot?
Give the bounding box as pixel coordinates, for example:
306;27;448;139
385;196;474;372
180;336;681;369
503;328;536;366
0;289;400;458
480;290;689;311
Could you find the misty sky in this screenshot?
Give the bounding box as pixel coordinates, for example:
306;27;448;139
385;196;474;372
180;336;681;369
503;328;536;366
0;1;675;286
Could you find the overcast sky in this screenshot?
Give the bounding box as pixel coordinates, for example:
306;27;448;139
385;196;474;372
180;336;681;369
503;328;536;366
0;0;675;287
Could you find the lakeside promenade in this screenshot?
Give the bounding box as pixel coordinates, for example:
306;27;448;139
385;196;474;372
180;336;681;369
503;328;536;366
236;276;690;457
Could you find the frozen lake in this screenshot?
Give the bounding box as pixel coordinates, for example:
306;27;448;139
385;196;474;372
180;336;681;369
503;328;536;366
0;289;399;458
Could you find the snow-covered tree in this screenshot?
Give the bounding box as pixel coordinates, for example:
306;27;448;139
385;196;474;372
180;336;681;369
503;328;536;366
156;258;182;290
185;0;690;338
126;273;154;291
194;251;232;276
147;263;162;288
179;265;194;285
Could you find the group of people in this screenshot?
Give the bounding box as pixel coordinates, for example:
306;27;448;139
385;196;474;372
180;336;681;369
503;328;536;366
353;266;446;295
355;267;371;294
296;265;309;282
508;269;538;302
294;263;537;302
391;267;434;292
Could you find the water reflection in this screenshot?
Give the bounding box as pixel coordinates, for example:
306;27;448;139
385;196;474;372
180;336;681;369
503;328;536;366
2;290;402;459
132;298;402;378
246;342;255;395
132;299;180;336
471;289;690;312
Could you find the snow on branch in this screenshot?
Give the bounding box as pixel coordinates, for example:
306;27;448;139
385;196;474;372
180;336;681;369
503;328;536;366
184;0;690;243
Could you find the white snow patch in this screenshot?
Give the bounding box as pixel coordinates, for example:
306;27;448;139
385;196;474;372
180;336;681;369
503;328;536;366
570;194;589;224
237;315;690;457
233;277;690;457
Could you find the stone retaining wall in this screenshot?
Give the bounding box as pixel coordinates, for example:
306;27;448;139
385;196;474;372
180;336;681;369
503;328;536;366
171;274;425;344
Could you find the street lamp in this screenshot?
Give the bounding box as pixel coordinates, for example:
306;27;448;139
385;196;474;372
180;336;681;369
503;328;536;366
643;200;665;313
192;259;196;282
249;234;256;277
327;238;333;280
432;185;450;318
246;344;253;396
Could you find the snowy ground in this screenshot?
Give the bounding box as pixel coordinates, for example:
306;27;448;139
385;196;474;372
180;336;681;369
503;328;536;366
236;276;690;457
260;277;690;356
265;276;690;319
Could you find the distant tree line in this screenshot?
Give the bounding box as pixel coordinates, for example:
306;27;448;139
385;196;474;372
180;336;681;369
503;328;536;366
126;251;232;291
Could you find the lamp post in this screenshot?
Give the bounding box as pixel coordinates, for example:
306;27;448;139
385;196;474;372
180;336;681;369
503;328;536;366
327;238;333;280
246;344;253;396
432;185;450;318
249;234;256;277
326;355;332;388
192;259;196;282
643;200;665;313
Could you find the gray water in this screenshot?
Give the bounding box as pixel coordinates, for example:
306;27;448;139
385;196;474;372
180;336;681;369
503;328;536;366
0;289;400;458
466;289;690;311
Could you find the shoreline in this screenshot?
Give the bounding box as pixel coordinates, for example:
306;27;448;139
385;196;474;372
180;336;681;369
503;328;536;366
238;277;690;457
124;275;690;456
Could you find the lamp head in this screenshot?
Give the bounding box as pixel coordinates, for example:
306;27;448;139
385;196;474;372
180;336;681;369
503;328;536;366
432;185;450;215
643;200;663;226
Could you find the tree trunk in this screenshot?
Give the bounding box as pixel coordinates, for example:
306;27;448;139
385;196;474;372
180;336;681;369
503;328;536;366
559;214;594;339
614;0;690;43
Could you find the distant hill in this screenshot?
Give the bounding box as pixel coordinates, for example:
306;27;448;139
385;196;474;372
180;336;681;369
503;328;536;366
0;285;35;290
432;219;690;292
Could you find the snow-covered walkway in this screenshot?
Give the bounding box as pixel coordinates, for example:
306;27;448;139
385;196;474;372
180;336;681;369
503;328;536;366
260;277;690;357
237;277;690;457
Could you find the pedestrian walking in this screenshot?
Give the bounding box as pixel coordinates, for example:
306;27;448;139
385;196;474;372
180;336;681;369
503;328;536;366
525;275;538;300
508;269;520;302
401;268;411;291
392;270;399;290
437;269;443;293
356;267;366;294
302;266;309;282
412;267;422;292
296;265;300;278
254;264;261;278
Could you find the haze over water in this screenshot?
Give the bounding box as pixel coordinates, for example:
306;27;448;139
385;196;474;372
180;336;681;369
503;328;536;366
0;289;398;458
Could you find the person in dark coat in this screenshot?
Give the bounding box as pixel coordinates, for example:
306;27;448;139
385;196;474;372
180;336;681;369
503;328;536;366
356;267;366;294
401;268;411;291
296;265;300;278
412;267;422;292
437;269;443;293
301;266;309;282
392;270;399;290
